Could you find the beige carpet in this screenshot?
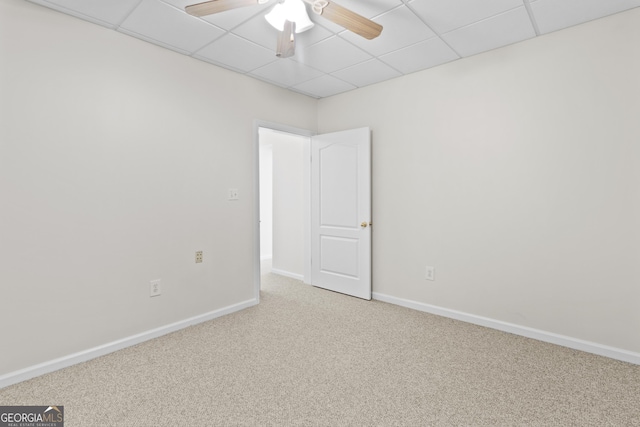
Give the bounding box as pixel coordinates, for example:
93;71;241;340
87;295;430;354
1;273;639;426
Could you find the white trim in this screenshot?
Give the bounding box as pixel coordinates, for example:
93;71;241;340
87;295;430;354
260;255;272;261
303;139;311;285
372;292;640;366
0;299;257;389
271;268;304;281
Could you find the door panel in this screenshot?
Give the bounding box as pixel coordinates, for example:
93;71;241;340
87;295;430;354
320;236;359;278
320;144;358;227
311;127;371;300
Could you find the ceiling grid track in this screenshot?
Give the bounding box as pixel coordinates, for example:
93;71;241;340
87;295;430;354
522;0;541;36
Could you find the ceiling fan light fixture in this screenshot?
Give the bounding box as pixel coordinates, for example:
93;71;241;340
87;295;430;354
265;0;314;33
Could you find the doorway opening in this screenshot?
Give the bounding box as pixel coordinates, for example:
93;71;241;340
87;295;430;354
254;122;313;301
254;123;372;302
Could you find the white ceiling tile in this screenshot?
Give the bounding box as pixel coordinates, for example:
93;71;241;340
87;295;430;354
409;0;523;34
379;37;459;74
250;59;324;86
290;24;334;48
232;13;281;49
332;59;401;87
202;3;272;30
340;5;436;57
292;75;356;98
442;6;535;57
311;14;346;34
162;0;275;30
250;73;289;88
326;0;402;19
530;0;640;34
195;34;278;72
29;0;137;27
119;0;225;53
295;36;371;73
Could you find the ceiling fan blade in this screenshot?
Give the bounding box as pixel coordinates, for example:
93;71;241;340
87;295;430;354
185;0;259;17
276;20;296;58
309;0;382;40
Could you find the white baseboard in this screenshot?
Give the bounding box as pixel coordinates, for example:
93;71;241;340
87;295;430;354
372;292;640;366
271;268;304;281
0;298;258;389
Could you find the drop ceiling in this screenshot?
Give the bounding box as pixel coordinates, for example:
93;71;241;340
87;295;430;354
26;0;640;98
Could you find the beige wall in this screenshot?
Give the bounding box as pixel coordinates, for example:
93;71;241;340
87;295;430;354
318;9;640;353
0;0;316;375
271;132;306;277
259;141;273;259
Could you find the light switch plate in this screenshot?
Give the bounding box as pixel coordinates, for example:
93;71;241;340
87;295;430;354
426;266;435;281
150;279;161;297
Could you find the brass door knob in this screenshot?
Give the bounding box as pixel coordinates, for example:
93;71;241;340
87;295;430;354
361;222;369;228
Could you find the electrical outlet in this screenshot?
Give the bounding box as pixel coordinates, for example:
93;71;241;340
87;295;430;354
150;279;161;297
425;266;435;281
195;251;203;263
228;189;239;201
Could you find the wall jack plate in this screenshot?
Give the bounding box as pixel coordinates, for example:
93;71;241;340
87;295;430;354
196;251;203;263
150;279;161;297
426;266;435;281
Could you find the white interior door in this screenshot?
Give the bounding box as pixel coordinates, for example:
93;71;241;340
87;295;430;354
311;127;371;300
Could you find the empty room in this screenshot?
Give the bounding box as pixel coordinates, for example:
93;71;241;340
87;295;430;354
1;0;639;425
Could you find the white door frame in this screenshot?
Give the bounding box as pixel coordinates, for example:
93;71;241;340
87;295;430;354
253;120;314;303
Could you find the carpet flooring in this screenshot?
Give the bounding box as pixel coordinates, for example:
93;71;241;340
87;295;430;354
1;273;639;426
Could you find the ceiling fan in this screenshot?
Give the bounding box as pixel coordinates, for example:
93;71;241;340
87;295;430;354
185;0;383;58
